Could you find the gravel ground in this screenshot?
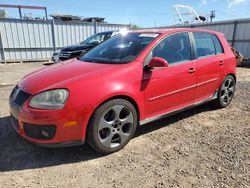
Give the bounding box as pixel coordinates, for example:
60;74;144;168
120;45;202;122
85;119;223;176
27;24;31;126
0;62;249;188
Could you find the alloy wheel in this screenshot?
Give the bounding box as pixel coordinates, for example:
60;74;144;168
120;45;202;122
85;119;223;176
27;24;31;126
97;105;134;149
220;77;235;106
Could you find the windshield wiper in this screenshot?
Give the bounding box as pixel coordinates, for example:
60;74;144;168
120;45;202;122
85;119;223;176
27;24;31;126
82;58;97;63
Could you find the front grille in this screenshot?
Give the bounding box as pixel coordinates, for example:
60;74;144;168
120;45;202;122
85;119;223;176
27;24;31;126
59;52;71;58
24;123;56;140
10;86;31;107
11;115;19;130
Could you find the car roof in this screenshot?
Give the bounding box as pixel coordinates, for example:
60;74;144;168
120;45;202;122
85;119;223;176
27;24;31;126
131;28;222;35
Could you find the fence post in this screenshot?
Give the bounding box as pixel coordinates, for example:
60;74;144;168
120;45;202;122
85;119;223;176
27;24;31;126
94;21;97;34
231;21;238;47
51;19;56;52
0;28;6;63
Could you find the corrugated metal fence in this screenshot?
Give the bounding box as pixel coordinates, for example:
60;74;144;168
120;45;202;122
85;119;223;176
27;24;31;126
1;18;250;62
0;18;130;62
152;18;250;58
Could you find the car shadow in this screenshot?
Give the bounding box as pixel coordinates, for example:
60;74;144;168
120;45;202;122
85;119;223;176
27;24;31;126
43;62;55;66
135;104;217;137
0;116;104;172
0;104;217;172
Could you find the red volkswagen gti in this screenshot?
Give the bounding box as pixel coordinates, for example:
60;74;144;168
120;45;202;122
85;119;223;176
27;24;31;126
9;28;236;154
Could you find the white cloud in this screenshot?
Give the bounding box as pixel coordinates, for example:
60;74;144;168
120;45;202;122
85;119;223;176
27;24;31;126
228;0;247;8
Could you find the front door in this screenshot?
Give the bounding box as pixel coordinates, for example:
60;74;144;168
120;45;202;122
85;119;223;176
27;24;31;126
143;32;197;119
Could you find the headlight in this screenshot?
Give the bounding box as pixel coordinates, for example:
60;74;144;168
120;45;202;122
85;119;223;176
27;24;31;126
29;89;69;109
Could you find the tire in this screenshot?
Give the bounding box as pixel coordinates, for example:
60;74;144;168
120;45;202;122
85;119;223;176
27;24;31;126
86;99;138;154
213;75;236;108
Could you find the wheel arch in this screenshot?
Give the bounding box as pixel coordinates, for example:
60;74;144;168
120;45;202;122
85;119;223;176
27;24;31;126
227;73;236;82
85;94;141;135
84;94;141;145
218;73;236;90
98;95;140;119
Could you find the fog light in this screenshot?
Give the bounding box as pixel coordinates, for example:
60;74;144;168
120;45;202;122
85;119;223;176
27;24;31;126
41;130;50;138
24;123;56;140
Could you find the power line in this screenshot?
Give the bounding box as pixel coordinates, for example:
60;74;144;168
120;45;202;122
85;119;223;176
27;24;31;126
26;0;172;16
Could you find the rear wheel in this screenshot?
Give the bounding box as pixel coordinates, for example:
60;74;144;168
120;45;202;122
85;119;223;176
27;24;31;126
87;99;137;154
213;75;236;108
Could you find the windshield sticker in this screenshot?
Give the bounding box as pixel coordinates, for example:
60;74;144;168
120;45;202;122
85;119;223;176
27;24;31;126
139;33;159;38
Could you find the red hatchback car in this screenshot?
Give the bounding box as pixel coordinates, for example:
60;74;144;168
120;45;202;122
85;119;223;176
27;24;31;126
9;28;236;154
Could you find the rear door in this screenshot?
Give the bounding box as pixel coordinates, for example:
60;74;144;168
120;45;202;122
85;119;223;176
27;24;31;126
191;32;225;102
143;32;197;119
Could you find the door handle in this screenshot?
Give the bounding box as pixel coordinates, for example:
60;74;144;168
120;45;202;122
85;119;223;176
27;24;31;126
188;68;196;74
219;60;224;66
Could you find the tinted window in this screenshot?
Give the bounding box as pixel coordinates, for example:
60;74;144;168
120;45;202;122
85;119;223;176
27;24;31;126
152;32;192;64
82;32;112;45
80;32;158;64
212;35;224;54
193;32;216;58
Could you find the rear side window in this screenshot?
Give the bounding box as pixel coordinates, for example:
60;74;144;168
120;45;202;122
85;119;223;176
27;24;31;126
212;35;224;54
193;32;216;58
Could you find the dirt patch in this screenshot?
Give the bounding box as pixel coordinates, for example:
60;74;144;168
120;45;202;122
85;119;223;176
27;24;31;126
0;62;249;187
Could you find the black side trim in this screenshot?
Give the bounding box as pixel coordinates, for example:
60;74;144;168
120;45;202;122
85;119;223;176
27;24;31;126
188;32;196;60
36;140;85;148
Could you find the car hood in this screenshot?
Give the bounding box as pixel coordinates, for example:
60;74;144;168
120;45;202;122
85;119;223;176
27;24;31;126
19;59;122;95
61;43;94;52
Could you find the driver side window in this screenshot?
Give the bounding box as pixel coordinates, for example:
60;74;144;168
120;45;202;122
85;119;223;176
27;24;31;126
152;32;192;64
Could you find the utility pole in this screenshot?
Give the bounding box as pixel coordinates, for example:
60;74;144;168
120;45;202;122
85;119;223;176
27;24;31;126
18;5;22;19
210;10;215;22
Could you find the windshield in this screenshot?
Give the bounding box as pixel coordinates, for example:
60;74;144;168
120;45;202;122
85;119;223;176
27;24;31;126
81;33;111;45
79;32;159;64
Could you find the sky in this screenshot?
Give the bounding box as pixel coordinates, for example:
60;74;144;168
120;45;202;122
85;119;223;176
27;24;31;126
0;0;249;27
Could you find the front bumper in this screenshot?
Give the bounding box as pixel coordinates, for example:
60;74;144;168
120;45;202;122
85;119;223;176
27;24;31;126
52;52;60;63
9;87;88;147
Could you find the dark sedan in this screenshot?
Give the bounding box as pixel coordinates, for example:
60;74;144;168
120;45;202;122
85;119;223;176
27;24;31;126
52;31;117;62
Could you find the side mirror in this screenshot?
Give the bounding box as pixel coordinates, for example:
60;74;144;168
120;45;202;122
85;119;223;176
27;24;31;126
147;57;168;69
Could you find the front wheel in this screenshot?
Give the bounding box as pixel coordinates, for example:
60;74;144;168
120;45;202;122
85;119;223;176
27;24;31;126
213;75;236;108
87;99;138;154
